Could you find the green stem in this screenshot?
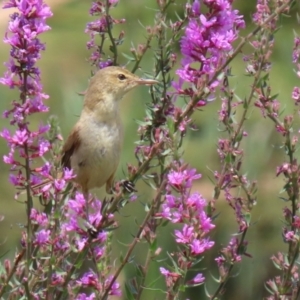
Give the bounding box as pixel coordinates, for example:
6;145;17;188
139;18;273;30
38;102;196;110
211;229;248;299
101;179;167;300
0;249;26;297
105;0;118;65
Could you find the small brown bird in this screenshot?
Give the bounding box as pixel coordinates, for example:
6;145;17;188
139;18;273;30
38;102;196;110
61;66;158;201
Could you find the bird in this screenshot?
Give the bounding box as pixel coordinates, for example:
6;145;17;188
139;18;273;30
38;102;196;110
60;66;158;203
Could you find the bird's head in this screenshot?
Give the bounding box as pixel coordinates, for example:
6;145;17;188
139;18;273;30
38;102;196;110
83;66;158;114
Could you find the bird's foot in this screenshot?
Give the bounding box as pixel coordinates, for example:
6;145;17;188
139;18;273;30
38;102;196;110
86;222;98;238
120;180;136;193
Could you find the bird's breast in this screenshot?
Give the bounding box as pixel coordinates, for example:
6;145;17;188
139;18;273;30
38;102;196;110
81;119;122;163
71;117;123;189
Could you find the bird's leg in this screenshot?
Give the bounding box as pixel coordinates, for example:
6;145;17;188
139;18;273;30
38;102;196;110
106;173;115;194
106;172;136;195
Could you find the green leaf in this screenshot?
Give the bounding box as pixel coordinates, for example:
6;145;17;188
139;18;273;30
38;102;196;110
244;212;251;226
125;282;136;300
150;238;158;252
224;153;232;164
0;249;10;259
161;148;172;156
179;284;186;292
122;52;136;61
135;264;145;277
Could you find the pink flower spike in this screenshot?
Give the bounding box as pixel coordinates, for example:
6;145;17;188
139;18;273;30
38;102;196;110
35;229;51;246
187;273;205;285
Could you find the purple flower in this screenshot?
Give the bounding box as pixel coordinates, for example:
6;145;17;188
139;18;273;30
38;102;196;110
30;209;48;226
292;35;300;109
105;275;122;296
99;60;113;69
88;210;103;229
293;37;300;63
35;229;50;246
40;162;52;177
168;170;186;187
65;192;113;242
38;140;50;156
53;238;70;253
54;178;66;192
51;273;64;285
186;192;206;210
191;273;205;284
160;267;170;277
95;230;107;243
199;211;215;233
12;129;28;145
9;173;23;187
160;267;181;288
190;238;214;255
3;152;16;164
292;87;300;103
167;168;201;190
284;231;296;242
175;225;194;244
78;271;99;289
38;124;50;134
3;0;53;18
68;192;86;216
76;294;96;300
93;246;105;261
160;205;171;219
85;1;125;68
224;238;242;263
62;215;81;233
215;255;226;267
174;0;245;98
1;0;53;194
159;165;215;291
187;273;205;285
75;238;87;252
62;168;76;181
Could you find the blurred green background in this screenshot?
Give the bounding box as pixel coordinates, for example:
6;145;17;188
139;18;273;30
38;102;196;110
0;1;300;299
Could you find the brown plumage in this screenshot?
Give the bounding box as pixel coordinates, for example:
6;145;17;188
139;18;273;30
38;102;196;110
61;128;81;170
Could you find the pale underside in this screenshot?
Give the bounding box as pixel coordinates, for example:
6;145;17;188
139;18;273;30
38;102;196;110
62;111;123;193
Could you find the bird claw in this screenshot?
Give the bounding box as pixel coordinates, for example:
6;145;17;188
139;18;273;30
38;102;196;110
121;180;136;193
86;222;98;238
87;228;98;238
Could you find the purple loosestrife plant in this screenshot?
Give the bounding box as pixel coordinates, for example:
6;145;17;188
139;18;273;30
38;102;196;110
0;0;52;190
0;0;53;283
86;0;125;69
175;0;245;93
158;164;215;298
210;70;257;298
169;0;295;299
263;28;300;300
164;2;248;296
208;1;295;298
172;0;245;132
1;0;299;299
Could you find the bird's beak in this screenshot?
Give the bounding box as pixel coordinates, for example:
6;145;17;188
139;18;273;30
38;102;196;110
136;78;159;86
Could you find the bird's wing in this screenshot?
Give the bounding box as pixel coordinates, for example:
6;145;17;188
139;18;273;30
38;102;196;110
61;126;81;169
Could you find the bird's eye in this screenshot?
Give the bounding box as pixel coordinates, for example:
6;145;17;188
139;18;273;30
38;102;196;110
118;74;126;80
